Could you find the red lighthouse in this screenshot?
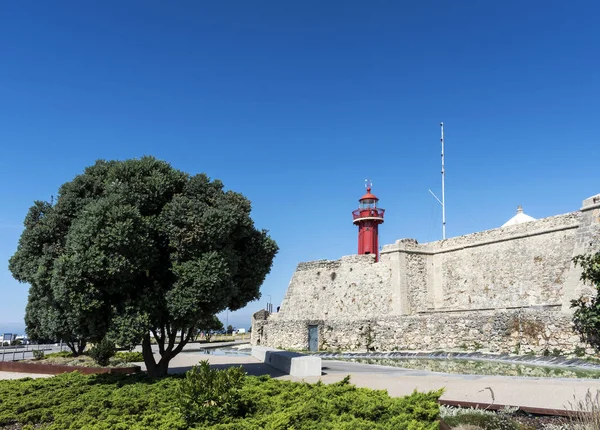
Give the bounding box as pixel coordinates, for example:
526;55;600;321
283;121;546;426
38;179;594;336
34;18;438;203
352;182;385;261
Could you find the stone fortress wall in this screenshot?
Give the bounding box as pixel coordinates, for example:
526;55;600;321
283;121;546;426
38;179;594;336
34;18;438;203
252;193;600;355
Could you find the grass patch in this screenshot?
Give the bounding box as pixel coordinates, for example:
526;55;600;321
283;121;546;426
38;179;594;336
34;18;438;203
0;365;442;429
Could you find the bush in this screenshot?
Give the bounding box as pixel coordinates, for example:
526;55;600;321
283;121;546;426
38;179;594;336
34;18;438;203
114;351;144;363
32;350;45;360
177;360;246;425
0;369;442;429
88;338;116;366
45;351;73;359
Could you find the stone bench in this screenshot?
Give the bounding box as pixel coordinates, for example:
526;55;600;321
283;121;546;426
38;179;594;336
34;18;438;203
251;346;321;377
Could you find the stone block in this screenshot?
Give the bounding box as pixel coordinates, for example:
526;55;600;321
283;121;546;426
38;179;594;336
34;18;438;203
252;346;321;377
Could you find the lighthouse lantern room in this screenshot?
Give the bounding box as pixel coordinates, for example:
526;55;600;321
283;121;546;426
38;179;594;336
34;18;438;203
352;181;385;261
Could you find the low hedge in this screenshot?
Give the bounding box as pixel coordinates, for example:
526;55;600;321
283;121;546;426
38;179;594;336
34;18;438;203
0;368;442;429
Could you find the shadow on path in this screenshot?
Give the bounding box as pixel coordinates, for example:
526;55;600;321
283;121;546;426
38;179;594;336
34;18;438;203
169;361;286;378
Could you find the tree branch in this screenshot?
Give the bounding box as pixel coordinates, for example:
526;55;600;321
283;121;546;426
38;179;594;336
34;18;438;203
150;327;165;355
165;326;177;354
171;326;194;356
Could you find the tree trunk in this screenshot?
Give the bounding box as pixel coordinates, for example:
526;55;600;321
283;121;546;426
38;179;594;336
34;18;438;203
77;340;86;355
142;334;158;377
66;342;78;356
143;327;193;377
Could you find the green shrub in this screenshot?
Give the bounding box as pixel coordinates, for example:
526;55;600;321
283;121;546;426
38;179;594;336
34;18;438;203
88;338;116;366
114;351;144;362
45;351;73;358
0;368;442;429
177;360;246;425
32;350;45;360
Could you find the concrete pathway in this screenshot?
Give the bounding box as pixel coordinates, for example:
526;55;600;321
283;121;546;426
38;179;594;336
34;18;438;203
167;352;600;410
0;371;53;380
3;348;600;411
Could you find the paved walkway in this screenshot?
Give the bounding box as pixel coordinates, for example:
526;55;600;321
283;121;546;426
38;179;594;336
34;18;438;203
3;349;600;410
166;352;600;410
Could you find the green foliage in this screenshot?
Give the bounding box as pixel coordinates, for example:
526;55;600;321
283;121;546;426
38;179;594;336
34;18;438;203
177;361;246;425
442;412;525;430
114;351;144;362
32;350;45;360
571;251;600;350
0;371;442;429
106;307;150;351
88;338;116;366
45;351;74;358
8;157;278;376
196;315;224;342
0;372;185;429
574;346;586;357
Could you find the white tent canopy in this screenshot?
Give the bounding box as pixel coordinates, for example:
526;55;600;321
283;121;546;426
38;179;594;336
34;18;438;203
502;205;536;227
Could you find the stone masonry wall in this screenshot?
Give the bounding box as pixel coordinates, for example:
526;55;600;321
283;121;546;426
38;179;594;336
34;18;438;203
255;308;588;355
380;212;581;313
435;225;577;310
253;194;600;354
276;254;393;321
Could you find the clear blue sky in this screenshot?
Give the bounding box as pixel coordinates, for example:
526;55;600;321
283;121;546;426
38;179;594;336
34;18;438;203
1;1;599;333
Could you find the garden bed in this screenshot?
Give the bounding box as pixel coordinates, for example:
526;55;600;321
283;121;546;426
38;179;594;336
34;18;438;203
0;360;140;375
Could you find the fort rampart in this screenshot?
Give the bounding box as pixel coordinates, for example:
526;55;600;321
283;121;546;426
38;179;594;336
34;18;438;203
252;193;600;354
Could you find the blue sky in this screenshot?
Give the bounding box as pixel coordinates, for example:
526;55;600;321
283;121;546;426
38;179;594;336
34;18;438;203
1;1;599;333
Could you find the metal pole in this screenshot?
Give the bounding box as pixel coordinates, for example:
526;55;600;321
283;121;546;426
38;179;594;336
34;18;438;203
440;122;446;240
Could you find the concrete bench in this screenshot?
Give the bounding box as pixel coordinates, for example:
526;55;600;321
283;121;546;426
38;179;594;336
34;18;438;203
252;346;321;377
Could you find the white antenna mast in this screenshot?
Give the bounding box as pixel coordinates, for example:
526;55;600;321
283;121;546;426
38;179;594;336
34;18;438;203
428;122;446;239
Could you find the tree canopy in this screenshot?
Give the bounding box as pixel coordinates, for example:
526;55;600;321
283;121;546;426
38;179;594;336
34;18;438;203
9;157;278;376
571;251;600;350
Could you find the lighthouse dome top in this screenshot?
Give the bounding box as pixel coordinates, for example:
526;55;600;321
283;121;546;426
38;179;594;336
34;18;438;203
359;186;379;202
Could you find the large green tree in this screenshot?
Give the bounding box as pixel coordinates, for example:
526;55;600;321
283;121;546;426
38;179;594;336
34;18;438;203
9;157;278;376
571;251;600;350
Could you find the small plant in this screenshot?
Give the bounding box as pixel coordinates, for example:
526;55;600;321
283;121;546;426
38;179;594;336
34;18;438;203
459;343;468;351
88;338;116;366
114;351;143;363
513;342;521;355
45;351;73;358
32;350;45;360
574;346;586;357
472;342;483;351
567;389;600;429
543;348;550;357
571;251;600;350
176;360;246;425
551;348;564;357
361;323;375;351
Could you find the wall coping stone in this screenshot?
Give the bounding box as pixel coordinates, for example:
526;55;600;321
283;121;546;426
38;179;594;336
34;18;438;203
251;346;321;377
381;222;578;256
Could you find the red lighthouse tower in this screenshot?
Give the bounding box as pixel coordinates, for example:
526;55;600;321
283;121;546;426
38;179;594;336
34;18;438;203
352;182;385;261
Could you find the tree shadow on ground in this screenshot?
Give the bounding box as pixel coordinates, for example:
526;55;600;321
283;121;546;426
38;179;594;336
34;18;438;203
85;361;287;387
169;361;287;378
